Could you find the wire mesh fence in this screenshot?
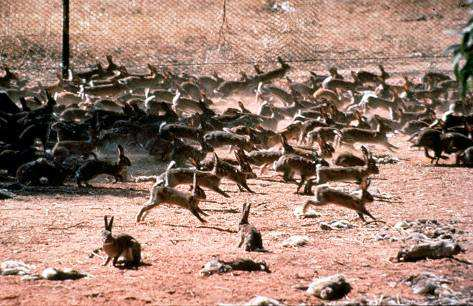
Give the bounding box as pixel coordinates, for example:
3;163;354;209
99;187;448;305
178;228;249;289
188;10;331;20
0;0;469;80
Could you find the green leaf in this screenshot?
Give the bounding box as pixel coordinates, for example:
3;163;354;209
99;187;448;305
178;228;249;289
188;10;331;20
445;44;461;55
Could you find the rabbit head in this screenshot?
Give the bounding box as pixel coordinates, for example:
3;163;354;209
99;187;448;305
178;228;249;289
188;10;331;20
102;215;114;241
117;145;131;167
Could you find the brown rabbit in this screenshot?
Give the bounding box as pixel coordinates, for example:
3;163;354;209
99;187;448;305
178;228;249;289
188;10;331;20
302;179;376;222
335;124;398;151
304;146;378;194
238;203;264;252
198;152;256;193
101;216;141;268
136;171;208;223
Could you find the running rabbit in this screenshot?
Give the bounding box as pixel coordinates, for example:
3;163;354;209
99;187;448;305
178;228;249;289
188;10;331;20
76;145;131;187
136;171;208;223
302;179;376;222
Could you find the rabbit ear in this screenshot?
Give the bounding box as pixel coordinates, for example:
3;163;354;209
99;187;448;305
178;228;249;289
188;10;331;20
234;150;241;163
109;216;114;230
104;216;108;229
244;203;251;221
240;203;248;224
361;146;369;159
212;152;219;175
280;134;287;144
117;145;124;157
192;171;197;197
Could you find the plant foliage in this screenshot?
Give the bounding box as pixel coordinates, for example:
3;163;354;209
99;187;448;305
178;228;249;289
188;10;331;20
450;4;473;99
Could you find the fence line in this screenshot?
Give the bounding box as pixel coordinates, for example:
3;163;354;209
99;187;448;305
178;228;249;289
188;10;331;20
0;0;468;80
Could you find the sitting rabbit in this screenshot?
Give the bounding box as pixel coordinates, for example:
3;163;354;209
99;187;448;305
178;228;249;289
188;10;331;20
101;216;141;268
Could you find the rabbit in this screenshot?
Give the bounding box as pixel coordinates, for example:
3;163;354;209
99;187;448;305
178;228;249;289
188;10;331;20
253;57;290;84
52;126;98;159
76;145;131;187
286;76;314;97
352;65;389;86
198;71;224;96
213;78;249;98
334;124;398;151
198;152;255;193
166;138;211;165
302;179;377;222
159;123;202;142
304;146;378;194
203;130;256;152
101;216;141;268
172;90;207;116
154;159;229;198
411;128;448;164
322;78;358;93
281;134;320;160
306;127;337;146
273;153;329;194
333;152;366;167
136;170;208;223
457;146;473;167
238;203;264;252
16;158;68;186
237;148;283;175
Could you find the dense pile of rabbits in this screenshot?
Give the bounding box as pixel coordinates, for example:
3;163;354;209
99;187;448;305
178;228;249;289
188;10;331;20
1;56;471;265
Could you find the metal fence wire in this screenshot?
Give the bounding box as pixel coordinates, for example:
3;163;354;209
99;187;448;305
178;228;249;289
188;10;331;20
0;0;469;79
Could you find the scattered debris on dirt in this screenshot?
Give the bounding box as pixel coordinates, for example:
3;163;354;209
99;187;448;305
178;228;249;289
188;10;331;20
243;295;284;306
0;260;33;276
373;154;400;164
281;235;310;247
320;220;354;230
396;240;465;262
394;219;464;241
293;206;320;218
401;12;443;22
376;219;467;244
267;1;295;13
200;258;270;277
306;274;351;300
404;272;451;296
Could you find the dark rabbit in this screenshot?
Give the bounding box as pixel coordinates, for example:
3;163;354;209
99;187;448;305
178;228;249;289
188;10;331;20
16;158;67;186
76;145;131;187
457;146;473;167
238;203;264;252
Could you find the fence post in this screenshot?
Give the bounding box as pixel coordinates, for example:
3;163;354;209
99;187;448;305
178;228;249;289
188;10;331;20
62;0;70;79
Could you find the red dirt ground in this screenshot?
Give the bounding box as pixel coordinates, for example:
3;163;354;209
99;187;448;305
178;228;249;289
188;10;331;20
0;132;472;305
0;2;472;303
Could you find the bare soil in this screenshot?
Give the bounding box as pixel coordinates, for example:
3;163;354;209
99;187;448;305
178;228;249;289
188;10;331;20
0;133;472;305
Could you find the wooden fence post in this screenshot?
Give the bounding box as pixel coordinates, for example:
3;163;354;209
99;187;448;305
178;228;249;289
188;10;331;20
62;0;70;79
